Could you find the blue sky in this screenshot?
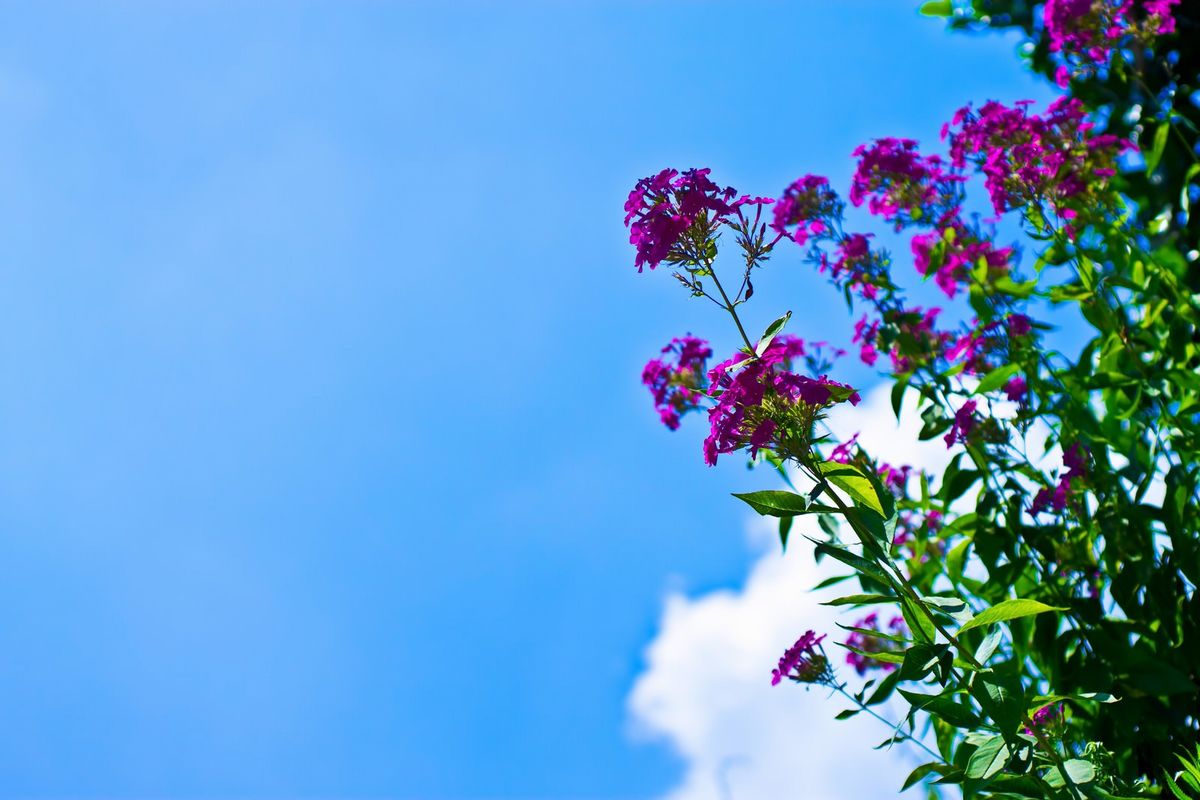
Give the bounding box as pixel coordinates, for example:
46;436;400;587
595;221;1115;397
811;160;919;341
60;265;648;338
0;3;1054;797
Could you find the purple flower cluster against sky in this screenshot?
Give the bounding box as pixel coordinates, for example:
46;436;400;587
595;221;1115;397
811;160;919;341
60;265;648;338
771;630;827;686
625;168;774;272
1043;0;1179;86
702;335;859;466
844;613;906;676
641;336;713;431
1030;442;1092;515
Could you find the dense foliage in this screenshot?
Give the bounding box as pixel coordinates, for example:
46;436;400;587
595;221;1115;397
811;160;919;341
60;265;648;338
626;3;1200;798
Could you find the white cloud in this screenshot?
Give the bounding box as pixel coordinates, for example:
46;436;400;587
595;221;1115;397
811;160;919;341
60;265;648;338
627;383;954;800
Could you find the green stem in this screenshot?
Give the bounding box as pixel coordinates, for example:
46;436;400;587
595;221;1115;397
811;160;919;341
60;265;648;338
807;461;1082;795
830;681;943;762
707;264;756;354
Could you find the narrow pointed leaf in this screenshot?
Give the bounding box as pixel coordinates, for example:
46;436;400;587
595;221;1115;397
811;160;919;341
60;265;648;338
958;598;1065;633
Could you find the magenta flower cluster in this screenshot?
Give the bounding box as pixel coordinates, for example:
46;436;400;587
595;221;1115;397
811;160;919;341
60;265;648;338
943;98;1133;225
641;335;713;431
888;307;954;375
852;306;1034;385
821;233;888;300
943;400;980;449
771;630;828;686
830;431;860;463
849;138;962;229
879;463;913;494
1005;375;1029;402
703;335;860;466
911;224;1013;299
624;168;741;272
640;330;861;466
1044;0;1179;87
771;175;839;245
892;509;944;551
1030;442;1091;515
1025;702;1065;734
845;613;906;675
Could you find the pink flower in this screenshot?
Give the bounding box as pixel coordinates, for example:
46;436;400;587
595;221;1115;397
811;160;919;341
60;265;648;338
749;419;777;458
1030;442;1091;515
1004;375;1028;402
1145;0;1180;33
879;463;913;494
1041;0;1176;86
943;99;1132;220
943;400;979;448
1025;702;1065;734
642;335;713;430
771;175;840;245
1007;313;1033;337
850;138;963;228
845;614;906;675
703;337;859;466
830;432;860;463
886;306;953;374
852;316;878;345
772;630;828;685
624;168;740;271
911;224;1013;299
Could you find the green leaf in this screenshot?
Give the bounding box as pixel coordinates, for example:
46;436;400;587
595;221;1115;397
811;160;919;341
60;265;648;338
974;363;1021;396
818;461;886;517
813;541;891;583
946;537;971;583
902;762;955;791
900;689;982;729
838;622;908;645
940;469;980;504
918;0;953;16
971;672;1024;733
1181;162;1200;223
1045;759;1095;788
1030;692;1120;711
811;573;853;590
865;668;901;706
965;734;1010;780
992;277;1038;297
778;515;793;552
1165;770;1194;800
756;310;792;355
822;593;897;606
842;642;905;665
958;598;1065;633
1146;120;1171;175
732;490;810;517
891;378;909;419
922;595;974;624
899;643;949;681
974;627;1004;664
902;593;937;644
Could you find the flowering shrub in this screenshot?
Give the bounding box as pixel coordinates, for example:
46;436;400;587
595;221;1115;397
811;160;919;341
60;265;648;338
626;2;1200;798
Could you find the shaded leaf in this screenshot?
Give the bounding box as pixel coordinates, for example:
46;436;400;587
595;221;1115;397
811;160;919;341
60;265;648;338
822;593;897;607
899;688;982;728
965;734;1010;780
1045;759;1095;788
813;541;891;583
